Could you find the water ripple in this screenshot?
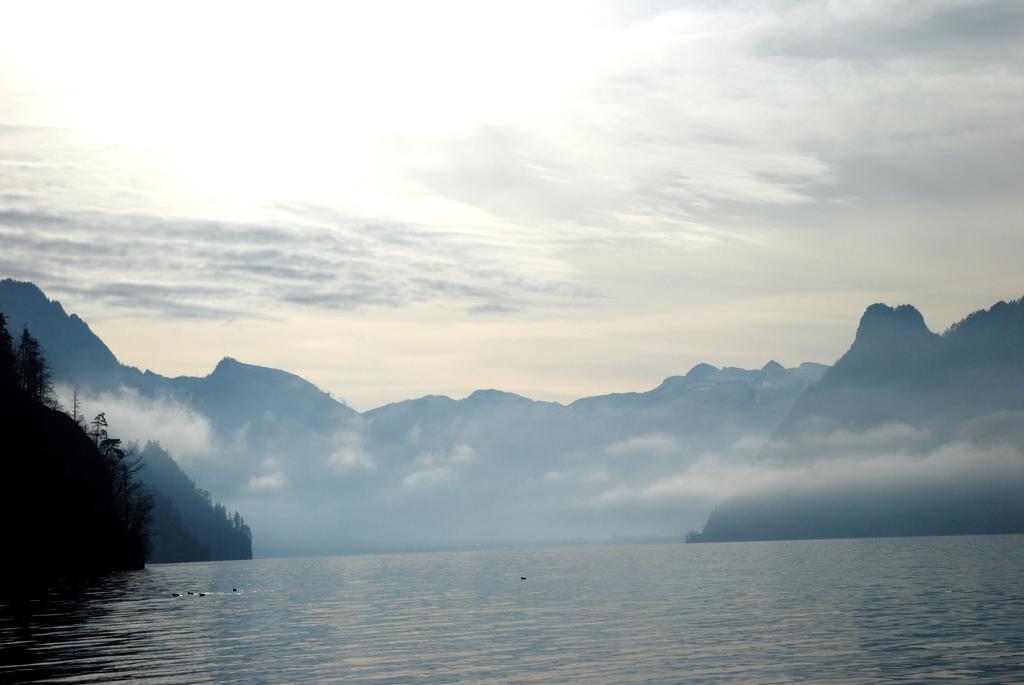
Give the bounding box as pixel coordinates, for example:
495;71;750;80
2;536;1024;683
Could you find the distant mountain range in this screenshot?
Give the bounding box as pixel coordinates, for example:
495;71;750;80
5;278;1020;552
0;278;827;555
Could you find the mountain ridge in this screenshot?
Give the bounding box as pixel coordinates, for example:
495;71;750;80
764;294;1024;452
693;295;1024;542
0;278;833;554
0;278;827;413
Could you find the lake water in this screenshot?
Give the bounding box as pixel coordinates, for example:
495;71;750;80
2;535;1023;683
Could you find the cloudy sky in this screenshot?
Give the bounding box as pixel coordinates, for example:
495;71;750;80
2;0;1022;409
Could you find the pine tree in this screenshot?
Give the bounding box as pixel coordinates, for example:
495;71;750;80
71;389;85;429
0;311;15;386
90;412;154;563
15;326;54;406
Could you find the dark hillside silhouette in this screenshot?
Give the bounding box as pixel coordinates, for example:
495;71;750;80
147;489;209;563
138;441;252;563
0;283;256;564
763;298;1024;457
692;297;1024;542
0;279;129;390
0;311;152;589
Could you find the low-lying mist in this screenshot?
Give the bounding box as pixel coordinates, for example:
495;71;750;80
54;390;1024;555
56;384;215;467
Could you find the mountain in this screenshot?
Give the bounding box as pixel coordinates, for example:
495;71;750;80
0;280;262;562
0;278;828;554
170;356;357;442
331;360;829;553
691;297;1024;542
0;279;128;389
567;360;828;453
363;360;828;478
138;441;252;563
762;299;1024;457
0;281;356;425
0;278;359;493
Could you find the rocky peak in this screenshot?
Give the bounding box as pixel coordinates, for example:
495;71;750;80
685;363;719;381
851;303;937;352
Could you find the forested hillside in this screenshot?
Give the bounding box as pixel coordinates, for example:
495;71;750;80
139;441;252;563
0;312;151;587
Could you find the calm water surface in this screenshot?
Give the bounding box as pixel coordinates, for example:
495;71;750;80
2;536;1023;683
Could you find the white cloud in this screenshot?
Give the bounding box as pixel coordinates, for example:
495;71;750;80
248;471;287;492
326;430;377;473
6;0;1023;413
5;1;1021;325
56;384;214;465
592;486;631;506
403;443;477;488
761;420;933;462
605;432;684;458
531;411;1022;519
406;422;423;444
640;441;1024;506
449;443;477;465
402;467;453;489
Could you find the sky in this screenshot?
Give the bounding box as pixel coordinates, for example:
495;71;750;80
1;0;1022;410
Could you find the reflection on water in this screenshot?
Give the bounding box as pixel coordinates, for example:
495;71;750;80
2;535;1023;683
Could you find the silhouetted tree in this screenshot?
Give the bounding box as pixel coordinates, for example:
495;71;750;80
89;412;154;561
15;327;54;406
89;411;109;445
0;312;15;386
71;389;85;429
